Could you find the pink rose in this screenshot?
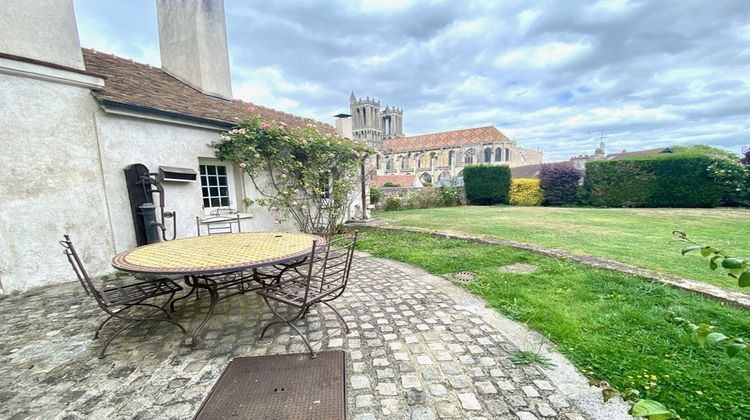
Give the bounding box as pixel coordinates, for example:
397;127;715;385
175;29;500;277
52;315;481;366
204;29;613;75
262;123;271;130
238;128;247;135
270;206;278;212
247;105;256;112
301;205;308;210
239;162;247;169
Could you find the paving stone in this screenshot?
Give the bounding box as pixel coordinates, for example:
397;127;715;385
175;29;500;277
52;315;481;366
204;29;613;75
351;375;371;390
536;402;558;417
435;402;462;419
428;383;448;396
522;385;540;398
401;374;422;389
411;406;437;420
356;394;374;408
416;355;434;365
457;393;481;410
474;381;498;394
376;382;398;396
406;389;428;405
533;379;555;391
517;412;540;420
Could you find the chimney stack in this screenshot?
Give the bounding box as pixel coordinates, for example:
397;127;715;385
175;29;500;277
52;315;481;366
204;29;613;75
156;0;233;99
0;0;85;69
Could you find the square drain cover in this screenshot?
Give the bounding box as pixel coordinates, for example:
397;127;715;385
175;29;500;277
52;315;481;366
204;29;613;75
195;351;346;420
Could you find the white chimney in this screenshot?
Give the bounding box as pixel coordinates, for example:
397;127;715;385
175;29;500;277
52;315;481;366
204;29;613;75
0;0;85;69
156;0;233;99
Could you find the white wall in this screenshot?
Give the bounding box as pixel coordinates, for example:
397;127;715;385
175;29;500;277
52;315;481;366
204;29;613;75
94;112;289;254
0;73;115;292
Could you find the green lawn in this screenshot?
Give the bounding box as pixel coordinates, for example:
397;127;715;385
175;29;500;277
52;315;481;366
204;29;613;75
376;206;750;292
355;230;750;419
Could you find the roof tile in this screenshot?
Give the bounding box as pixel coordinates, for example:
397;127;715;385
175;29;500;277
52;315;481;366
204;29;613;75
382;126;511;153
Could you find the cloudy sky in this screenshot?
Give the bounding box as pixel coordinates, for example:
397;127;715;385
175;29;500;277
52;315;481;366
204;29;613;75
73;0;749;161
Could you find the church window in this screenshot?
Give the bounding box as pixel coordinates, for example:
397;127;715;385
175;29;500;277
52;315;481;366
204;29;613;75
401;157;407;169
484;148;492;163
448;150;455;167
505;148;511;161
495;148;502;162
385;159;392;171
464;148;475;164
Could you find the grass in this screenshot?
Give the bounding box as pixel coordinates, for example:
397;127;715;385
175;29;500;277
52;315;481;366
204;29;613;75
510;350;555;369
375;206;750;292
355;229;750;419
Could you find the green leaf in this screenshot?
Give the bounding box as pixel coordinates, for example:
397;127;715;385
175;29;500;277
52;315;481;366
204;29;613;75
721;258;744;269
695;324;714;346
681;245;701;255
700;246;714;257
739;271;750;288
629;399;675;419
727;342;748;357
709;255;721;270
706;332;729;345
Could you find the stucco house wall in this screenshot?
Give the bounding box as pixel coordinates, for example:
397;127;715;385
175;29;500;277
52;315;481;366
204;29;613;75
0;72;116;292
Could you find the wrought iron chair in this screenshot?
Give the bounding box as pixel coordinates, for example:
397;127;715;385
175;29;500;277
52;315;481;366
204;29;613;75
60;235;186;359
257;232;358;358
196;214;242;236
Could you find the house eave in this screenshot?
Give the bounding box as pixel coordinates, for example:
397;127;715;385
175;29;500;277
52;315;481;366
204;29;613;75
97;98;236;130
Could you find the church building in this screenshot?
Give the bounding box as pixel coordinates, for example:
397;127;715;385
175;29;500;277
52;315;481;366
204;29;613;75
338;93;543;186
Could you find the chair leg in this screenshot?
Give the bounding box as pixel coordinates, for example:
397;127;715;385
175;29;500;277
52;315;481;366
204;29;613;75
99;319;139;359
170;276;195;312
320;300;351;334
94;314;114;339
259;297;317;358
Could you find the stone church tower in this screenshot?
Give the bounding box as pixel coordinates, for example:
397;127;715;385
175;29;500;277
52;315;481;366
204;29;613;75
349;91;403;150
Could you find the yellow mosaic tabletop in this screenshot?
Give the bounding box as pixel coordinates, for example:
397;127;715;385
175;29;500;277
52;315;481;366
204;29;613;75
112;232;323;275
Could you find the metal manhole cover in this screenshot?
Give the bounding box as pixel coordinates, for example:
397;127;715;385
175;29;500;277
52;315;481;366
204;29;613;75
449;271;476;282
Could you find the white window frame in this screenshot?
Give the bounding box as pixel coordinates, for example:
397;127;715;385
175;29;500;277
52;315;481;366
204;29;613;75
198;161;237;215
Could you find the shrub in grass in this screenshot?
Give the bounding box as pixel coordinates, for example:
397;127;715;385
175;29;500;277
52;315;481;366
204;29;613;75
369;185;382;205
463;165;511;205
383;197;402;211
509;178;543;206
539;164;582;206
585;155;723;207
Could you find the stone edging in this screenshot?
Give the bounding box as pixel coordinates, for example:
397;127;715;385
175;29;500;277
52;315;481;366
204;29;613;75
345;223;750;310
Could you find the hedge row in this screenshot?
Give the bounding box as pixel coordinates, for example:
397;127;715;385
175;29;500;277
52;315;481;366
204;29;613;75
584;155;724;207
463;165;511;205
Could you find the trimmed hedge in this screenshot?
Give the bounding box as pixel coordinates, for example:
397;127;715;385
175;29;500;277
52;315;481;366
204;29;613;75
539;164;582;206
463;165;511;205
509;178;543;206
584;155;723;207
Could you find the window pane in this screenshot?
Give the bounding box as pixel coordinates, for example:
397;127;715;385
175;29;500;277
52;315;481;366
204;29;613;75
202;187;209;198
210;187;219;196
203;198;210;207
199;165;207;175
211;198;220;207
217;175;227;186
220;197;229;206
217;166;226;175
207;165;216;175
208;176;218;186
219;187;228;197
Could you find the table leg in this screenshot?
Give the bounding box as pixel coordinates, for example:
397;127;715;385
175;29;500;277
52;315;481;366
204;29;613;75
187;275;219;347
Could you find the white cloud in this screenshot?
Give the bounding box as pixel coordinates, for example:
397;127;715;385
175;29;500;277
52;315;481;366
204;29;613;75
495;40;591;69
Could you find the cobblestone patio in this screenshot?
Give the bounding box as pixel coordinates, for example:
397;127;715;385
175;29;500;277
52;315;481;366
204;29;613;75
0;253;626;419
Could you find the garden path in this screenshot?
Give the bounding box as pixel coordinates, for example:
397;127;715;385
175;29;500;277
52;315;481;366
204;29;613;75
0;253;628;419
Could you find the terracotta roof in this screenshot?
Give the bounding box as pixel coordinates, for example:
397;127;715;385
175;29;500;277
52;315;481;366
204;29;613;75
371;174;418;187
81;49;334;132
382;126;511;153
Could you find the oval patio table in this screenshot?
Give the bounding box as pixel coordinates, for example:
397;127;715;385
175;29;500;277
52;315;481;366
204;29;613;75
112;232;324;347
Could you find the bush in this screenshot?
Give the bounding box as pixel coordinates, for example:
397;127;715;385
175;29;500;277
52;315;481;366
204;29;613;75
438;185;461;207
585;155;723;207
509;178;543;206
463;165;511;205
540;165;582;206
382;182;401;187
369;185;382;205
383;197;402;211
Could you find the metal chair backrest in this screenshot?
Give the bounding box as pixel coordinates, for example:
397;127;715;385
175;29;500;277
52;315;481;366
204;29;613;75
300;232;358;303
59;235;106;309
196;215;242;236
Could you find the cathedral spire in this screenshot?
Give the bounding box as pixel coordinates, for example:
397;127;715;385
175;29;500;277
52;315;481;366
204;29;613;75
349;90;356;103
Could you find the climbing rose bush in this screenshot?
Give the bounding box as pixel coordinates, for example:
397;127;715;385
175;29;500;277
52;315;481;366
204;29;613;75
212;112;371;237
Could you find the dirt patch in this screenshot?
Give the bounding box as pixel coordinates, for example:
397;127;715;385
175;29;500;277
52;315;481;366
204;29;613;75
447;272;477;283
498;263;538;274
